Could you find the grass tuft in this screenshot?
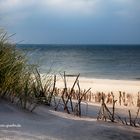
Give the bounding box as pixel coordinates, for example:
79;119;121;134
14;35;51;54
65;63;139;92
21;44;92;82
0;31;52;111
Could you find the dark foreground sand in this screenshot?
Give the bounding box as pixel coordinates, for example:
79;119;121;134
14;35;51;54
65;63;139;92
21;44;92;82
0;100;140;140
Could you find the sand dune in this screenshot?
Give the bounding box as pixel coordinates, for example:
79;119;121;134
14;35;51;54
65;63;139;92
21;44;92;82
0;100;140;140
1;76;140;140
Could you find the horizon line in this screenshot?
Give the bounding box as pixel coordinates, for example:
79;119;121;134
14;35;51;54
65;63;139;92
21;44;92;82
17;43;140;46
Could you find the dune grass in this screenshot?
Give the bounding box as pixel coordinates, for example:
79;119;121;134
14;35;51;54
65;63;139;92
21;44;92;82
0;31;53;111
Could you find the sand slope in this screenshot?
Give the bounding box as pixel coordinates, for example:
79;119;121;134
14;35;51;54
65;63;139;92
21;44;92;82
0;100;140;140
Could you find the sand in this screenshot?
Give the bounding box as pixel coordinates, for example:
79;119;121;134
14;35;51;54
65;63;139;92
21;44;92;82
0;77;140;140
55;76;140;93
0;100;140;140
54;76;140;107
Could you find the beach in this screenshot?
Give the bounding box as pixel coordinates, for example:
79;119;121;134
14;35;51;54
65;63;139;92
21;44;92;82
54;76;140;107
1;74;140;140
0;100;140;140
56;76;140;93
1;73;140;140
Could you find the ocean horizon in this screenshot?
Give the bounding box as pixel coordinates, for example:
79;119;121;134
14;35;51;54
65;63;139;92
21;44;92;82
17;44;140;80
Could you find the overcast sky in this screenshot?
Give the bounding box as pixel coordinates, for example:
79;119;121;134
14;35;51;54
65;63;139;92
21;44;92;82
0;0;140;44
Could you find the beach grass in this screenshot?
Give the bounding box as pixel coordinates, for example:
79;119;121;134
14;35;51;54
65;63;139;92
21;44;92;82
0;31;53;111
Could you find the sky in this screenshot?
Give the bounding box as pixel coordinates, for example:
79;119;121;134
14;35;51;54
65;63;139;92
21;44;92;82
0;0;140;44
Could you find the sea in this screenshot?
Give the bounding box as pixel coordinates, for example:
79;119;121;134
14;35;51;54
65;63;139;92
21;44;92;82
17;44;140;80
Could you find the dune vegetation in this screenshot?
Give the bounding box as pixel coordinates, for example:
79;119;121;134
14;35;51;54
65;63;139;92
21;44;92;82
0;31;53;111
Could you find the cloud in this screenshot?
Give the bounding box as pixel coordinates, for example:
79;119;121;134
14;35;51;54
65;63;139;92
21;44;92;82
0;0;139;23
0;0;35;25
112;0;140;19
41;0;101;16
0;0;140;44
0;0;102;17
0;0;21;11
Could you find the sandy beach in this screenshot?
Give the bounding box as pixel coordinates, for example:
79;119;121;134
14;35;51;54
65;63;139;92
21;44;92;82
55;76;140;93
0;76;140;139
1;73;140;140
54;76;140;107
0;100;140;140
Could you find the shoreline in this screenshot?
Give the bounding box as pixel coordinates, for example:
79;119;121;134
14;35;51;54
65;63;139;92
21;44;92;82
41;72;140;82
